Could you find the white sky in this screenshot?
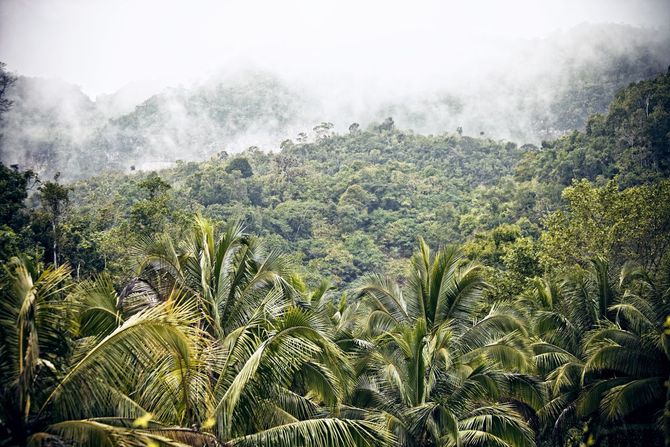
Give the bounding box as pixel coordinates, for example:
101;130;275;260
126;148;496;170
1;0;669;97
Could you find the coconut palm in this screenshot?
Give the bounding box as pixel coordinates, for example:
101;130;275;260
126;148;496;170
0;256;70;445
351;240;541;447
0;218;393;446
0;257;214;446
526;260;670;445
132;216;297;337
37;217;390;447
32;278;387;447
38;286;216;446
131;217;391;446
577;263;670;441
521;259;625;444
521;276;590;443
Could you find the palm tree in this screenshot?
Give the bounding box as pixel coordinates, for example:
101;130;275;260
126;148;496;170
0;257;216;446
32;217;391;447
521;276;590;444
527;260;670;445
0;258;204;446
522;259;628;445
0;218;392;446
131;217;392;446
351;239;541;447
38;286;217;446
133;216;297;338
577;263;670;442
0;256;70;445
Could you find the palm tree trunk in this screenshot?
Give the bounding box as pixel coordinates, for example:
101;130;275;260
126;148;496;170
52;220;58;267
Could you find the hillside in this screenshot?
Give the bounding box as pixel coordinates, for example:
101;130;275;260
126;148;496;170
2;67;670;447
32;72;665;288
1;24;669;181
2;39;670;447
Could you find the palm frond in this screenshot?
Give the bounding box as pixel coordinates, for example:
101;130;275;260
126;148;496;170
42;292;202;419
40;419;192;447
457;404;536;447
601;377;665;421
356;273;409;323
229;418;392;447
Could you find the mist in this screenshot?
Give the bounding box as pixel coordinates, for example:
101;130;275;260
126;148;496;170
2;0;669;96
1;0;669;179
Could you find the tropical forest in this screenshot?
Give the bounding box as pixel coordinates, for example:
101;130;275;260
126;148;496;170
1;2;670;446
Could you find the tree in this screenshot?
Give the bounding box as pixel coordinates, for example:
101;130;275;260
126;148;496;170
524;261;669;445
129;173;173;234
0;65;35;262
37;174;70;267
0;218;392;446
541;179;670;273
313;122;334;139
576;264;670;445
128;216;391;445
296;132;308;143
137;172;171;200
225;157;253;178
0;257;71;445
0;61;16;121
376;117;394;133
274;152;301;183
521;274;598;444
0;163;36;261
353;240;540;446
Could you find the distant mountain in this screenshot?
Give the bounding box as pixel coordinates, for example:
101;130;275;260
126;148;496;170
1;72;310;179
85;72;310;175
0;77;102;174
94;80;167;117
1;23;668;180
376;24;670;142
63;71;670;283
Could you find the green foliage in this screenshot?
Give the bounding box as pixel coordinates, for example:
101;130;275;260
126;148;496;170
0;61;16;118
63;126;537;285
225;157;254;178
516;73;670;187
353;240;539;446
33;71;664;287
129;173;173;234
541;179;670;272
520;260;670;446
35;175;71;266
0;163;36;261
0;257;71;446
1;63;670;447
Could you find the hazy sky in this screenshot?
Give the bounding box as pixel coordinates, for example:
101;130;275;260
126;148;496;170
1;0;669;97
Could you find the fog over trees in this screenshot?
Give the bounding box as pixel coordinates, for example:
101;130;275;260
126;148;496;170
1;1;670;446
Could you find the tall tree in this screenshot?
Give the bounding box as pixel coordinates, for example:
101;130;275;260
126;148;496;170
0;163;36;261
37;175;70;267
0;257;70;445
0;61;16;121
353;240;541;446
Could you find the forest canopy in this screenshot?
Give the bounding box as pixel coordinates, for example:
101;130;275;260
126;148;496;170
1;68;670;447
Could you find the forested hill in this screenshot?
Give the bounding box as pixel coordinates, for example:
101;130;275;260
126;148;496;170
1;23;669;181
0;72;308;177
6;71;665;289
1;56;670;447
